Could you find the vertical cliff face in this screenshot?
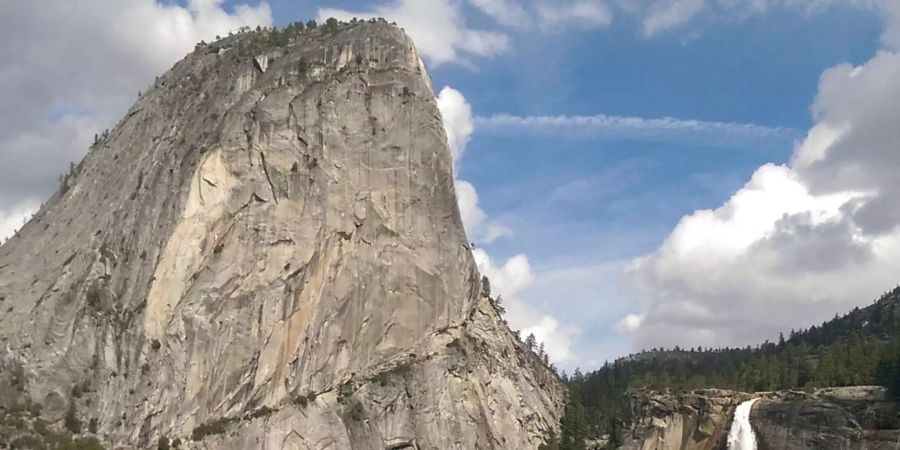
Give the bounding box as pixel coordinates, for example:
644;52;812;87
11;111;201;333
0;21;564;449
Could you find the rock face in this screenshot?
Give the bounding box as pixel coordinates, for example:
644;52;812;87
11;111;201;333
0;22;564;449
618;389;751;450
620;387;899;450
752;386;900;450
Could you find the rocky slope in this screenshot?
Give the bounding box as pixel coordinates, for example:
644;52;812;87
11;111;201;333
0;21;564;449
620;387;899;450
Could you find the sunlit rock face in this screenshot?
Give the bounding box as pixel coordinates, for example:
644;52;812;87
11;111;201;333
0;21;564;449
619;389;750;450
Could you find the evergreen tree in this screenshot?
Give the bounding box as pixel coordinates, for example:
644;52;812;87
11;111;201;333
525;333;537;351
481;275;491;298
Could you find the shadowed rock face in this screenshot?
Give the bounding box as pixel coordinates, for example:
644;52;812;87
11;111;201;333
0;21;564;449
752;387;900;450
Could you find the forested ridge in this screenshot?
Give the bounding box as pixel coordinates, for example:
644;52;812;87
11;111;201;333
541;286;900;449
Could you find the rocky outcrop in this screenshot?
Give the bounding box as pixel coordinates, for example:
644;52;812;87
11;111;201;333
752;386;900;450
0;21;564;449
619;389;751;450
620;387;899;450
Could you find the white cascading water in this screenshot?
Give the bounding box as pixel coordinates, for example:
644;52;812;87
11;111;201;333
726;399;760;450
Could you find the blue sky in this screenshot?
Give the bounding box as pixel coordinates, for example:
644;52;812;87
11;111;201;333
3;0;899;371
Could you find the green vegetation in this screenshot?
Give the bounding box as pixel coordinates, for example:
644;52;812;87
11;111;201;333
546;286;900;449
876;337;900;399
64;402;81;434
294;391;317;408
248;406;275;420
0;398;107;450
323;17;340;33
191;417;239;441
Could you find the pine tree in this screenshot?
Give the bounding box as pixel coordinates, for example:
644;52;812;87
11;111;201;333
560;388;588;450
525;333;537;351
481;275;491;298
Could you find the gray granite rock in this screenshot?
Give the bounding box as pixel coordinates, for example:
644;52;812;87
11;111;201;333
0;21;564;449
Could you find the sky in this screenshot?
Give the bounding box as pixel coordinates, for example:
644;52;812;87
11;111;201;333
1;0;899;371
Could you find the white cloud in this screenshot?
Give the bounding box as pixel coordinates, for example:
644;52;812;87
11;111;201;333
615;313;645;334
642;0;705;36
436;87;475;166
0;0;271;239
455;180;514;244
318;0;508;66
623;27;900;350
881;0;900;49
0;199;41;243
475;112;798;147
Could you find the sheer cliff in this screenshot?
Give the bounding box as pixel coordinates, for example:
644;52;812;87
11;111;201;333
0;21;564;449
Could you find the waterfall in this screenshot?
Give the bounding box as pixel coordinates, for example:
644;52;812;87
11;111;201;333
726;399;759;450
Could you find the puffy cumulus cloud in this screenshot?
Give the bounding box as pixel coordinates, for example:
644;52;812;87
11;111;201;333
622;31;900;350
615;313;644;334
455;180;514;244
318;0;508;66
436;87;474;166
795;52;900;234
881;0;900;49
0;0;272;238
473;250;577;363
